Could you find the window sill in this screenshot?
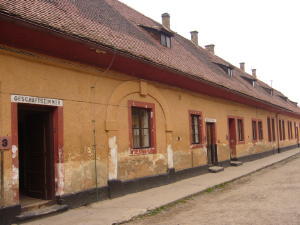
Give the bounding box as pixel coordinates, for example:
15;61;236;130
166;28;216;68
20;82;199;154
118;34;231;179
190;143;204;149
130;147;156;155
237;141;245;145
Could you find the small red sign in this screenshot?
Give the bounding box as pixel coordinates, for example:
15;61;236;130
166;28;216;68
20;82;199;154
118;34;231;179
0;136;11;150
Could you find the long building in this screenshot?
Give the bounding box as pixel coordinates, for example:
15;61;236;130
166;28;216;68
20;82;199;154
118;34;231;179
0;0;299;224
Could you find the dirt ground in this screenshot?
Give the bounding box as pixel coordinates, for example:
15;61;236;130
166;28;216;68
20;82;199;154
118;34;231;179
124;156;300;225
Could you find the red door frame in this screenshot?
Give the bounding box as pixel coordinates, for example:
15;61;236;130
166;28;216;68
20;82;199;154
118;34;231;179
11;103;64;203
228;117;237;160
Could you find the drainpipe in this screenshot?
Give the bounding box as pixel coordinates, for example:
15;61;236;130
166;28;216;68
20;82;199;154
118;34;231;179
91;50;116;201
275;113;280;153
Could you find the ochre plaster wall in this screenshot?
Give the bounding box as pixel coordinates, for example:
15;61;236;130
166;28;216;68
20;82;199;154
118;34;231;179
0;48;299;206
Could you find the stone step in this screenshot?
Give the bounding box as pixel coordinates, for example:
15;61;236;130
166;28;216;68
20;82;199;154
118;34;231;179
208;166;224;173
16;204;68;222
21;200;54;212
230;161;243;167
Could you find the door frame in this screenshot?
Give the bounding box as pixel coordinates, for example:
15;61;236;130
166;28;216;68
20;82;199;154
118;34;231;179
11;102;64;203
228;116;237;160
205;121;217;165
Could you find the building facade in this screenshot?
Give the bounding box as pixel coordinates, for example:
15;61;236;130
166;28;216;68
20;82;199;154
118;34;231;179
0;0;299;224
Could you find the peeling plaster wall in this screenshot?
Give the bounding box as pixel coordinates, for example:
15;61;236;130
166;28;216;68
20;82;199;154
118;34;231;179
1;48;300;207
117;93;168;181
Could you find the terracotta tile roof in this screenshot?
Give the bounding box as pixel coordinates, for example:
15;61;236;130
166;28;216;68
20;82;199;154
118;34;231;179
0;0;299;113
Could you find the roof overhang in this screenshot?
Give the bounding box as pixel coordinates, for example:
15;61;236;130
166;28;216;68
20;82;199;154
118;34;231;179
1;12;299;118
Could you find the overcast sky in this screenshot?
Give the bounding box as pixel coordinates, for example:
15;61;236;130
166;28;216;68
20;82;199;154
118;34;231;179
119;0;300;103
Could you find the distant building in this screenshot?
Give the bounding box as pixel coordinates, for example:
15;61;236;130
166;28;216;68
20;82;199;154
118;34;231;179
0;0;299;224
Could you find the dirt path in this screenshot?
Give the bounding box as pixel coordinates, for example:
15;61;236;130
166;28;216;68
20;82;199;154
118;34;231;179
124;156;300;225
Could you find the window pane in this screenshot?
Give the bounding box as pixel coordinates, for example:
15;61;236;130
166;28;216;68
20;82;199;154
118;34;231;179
161;34;166;46
141;109;149;128
271;119;276;141
166;36;171;48
258;121;263;140
133;128;140;148
238;119;244;141
267;118;271;142
132;108;140;128
191;114;200;144
141;128;150;148
252;121;257;140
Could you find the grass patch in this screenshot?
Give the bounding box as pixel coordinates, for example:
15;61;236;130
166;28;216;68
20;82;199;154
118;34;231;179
205;182;228;193
118;197;193;224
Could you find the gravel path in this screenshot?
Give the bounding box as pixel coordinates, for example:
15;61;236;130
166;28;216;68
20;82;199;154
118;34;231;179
124;155;300;225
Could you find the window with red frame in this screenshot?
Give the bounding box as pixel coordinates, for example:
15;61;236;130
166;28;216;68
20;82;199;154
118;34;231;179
279;120;285;141
252;120;257;141
279;119;283;140
288;121;291;139
237;119;244;142
282;120;286;140
271;118;276;141
258;120;263;140
267;118;271;142
291;122;292;139
190;113;202;145
131;107;152;149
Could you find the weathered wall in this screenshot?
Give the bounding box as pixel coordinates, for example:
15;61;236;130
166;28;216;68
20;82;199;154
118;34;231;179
0;47;299;207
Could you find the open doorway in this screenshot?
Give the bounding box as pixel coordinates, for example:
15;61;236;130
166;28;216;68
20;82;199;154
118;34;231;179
18;104;55;205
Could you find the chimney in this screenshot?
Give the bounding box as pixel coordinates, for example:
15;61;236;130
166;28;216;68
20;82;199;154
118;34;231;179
252;69;257;79
205;44;215;54
162;13;170;29
240;62;245;72
190;31;199;46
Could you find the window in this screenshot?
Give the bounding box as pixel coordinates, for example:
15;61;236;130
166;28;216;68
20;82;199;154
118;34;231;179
291;122;293;139
132;107;151;148
128;101;156;155
258;120;263;140
271;118;276;142
227;68;233;77
279;119;282;141
237;119;244;142
267;118;271;142
295;122;299;140
189;111;203;147
288;121;290;138
282;120;286;140
161;33;171;48
279;120;286;141
252;120;257;141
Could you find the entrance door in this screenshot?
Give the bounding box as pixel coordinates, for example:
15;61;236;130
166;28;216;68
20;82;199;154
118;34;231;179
228;118;237;160
206;122;217;165
18;105;54;200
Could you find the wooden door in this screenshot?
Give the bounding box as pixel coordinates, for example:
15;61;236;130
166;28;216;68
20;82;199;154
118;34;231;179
228;118;237;160
206;122;217;165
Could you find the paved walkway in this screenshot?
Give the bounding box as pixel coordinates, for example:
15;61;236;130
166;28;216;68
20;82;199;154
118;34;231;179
22;148;300;225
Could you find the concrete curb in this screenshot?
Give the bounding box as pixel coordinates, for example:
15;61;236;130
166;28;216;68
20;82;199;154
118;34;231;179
117;151;300;225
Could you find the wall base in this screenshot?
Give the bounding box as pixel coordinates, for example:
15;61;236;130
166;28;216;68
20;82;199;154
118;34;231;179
57;186;109;209
2;144;298;224
0;205;21;225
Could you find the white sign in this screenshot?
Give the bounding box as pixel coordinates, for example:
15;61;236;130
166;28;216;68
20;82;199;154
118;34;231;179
205;118;217;123
11;95;63;107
